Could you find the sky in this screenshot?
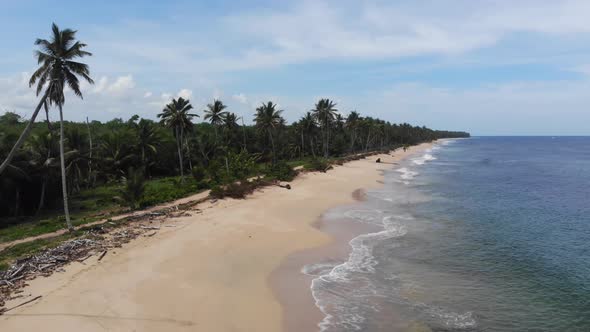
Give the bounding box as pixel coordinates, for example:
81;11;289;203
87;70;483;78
1;0;590;135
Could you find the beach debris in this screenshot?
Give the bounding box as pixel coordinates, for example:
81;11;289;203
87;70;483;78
0;295;42;315
0;215;171;311
0;185;238;312
278;183;291;190
376;158;381;163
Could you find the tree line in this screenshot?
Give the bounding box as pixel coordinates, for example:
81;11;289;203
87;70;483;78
0;23;469;224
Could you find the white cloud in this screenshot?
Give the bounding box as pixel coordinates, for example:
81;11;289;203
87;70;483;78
106;75;135;94
177;88;192;100
92;76;108;93
231;93;248;104
3;1;590;134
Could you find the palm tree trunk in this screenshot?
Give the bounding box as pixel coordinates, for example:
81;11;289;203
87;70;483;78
310;137;316;158
58;105;73;231
300;131;305;158
14;188;20;217
365;129;371;152
0;90;49;175
176;126;184;183
36;179;47;216
86;117;92;188
268;128;276;164
241;117;247;151
214;126;218;146
326;124;330;158
185;137;193;171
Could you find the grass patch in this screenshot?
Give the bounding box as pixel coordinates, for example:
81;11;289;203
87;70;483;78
0;175;207;245
139;176;207;208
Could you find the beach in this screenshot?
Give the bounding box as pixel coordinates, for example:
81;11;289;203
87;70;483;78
0;143;433;332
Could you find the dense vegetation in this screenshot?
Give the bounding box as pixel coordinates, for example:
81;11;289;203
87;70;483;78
0;23;469;232
0;109;468;217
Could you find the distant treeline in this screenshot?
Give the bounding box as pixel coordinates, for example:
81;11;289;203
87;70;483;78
0;105;469;218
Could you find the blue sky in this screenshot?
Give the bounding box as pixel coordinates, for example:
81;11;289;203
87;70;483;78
1;0;590;135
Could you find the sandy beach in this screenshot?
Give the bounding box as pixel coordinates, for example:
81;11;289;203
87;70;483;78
0;143;433;332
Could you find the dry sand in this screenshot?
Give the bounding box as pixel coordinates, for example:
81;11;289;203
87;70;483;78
0;143;433;331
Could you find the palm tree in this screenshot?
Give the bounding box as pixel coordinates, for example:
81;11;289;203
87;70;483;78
27;132;58;215
135;119;160;170
299;112;317;158
158;97;197;183
203;99;228;145
311;98;338;158
346;111;361;153
254;101;284;163
1;23;94;230
99;131;137;179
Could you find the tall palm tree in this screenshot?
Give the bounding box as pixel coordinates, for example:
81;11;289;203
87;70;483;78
158;97;197;183
1;23;94;230
346;111;361;153
203;99;227;145
311;98;338;158
299;112;318;158
254;101;284;163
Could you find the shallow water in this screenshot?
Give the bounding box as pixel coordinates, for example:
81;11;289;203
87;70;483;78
305;137;590;331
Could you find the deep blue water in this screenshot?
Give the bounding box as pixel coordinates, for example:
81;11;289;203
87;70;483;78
307;137;590;331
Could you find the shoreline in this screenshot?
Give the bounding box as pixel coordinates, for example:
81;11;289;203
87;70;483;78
270;144;434;332
0;143;434;332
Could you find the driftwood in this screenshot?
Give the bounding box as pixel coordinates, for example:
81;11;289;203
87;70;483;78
0;192;214;312
97;250;107;261
0;295;42;315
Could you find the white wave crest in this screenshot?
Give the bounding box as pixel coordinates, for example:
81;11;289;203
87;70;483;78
396;167;419;180
412;153;437;165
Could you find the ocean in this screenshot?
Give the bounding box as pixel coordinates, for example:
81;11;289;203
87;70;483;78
304;137;590;331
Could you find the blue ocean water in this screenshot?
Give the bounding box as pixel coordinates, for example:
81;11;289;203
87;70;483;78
306;137;590;331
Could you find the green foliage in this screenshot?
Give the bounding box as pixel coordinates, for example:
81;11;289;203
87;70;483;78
210;180;266;200
191;167;206;182
139;177;203;208
228;150;259;180
304;158;332;173
117;167;146;209
266;160;297;181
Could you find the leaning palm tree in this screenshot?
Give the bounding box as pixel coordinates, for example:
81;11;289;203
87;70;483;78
158;97;197;183
203;99;228;145
0;23;94;230
254;101;284;163
311;98;338;158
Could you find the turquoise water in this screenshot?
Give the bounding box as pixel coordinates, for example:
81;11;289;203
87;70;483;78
306;137;590;331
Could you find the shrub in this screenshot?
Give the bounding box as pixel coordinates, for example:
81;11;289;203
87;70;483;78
210;185;225;199
228;150;260;180
191;167;206;182
266;161;297;182
116;167;146;209
207;159;224;185
304;158;332;173
209;179;268;200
